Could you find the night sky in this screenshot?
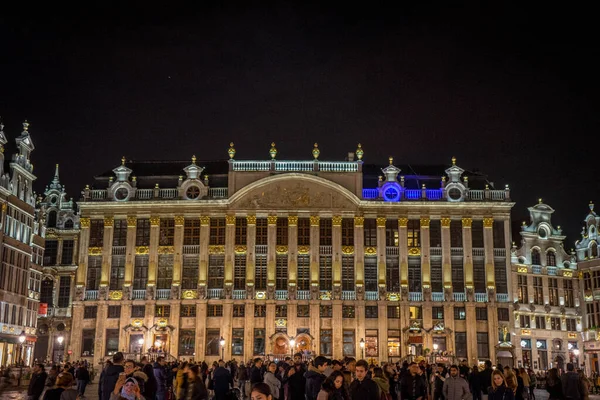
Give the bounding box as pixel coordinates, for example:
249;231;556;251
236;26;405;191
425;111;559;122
0;4;598;247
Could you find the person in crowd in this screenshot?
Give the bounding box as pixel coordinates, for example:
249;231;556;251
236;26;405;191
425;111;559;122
306;356;330;400
479;360;494;400
141;357;157;400
512;368;525;400
383;363;398;400
213;360;233;400
399;362;426;400
287;353;307;400
527;369;537;400
431;363;447;400
518;368;530;397
75;363;91;397
350;359;380;400
372;367;391;399
251;358;264;385
27;363;48;400
471;365;482;400
263;361;281;400
578;369;590;400
443;365;470;400
459;360;470;380
546;368;563;400
317;370;349;400
153;356;168;400
102;353;126;400
110;374;145;400
488;370;515;400
251;382;273;400
175;361;189;399
45;365;60;391
43;372;77;400
184;364;208;400
237;359;249;399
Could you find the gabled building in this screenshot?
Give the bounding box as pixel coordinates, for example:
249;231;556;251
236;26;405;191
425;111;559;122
510;200;580;371
34;164;80;363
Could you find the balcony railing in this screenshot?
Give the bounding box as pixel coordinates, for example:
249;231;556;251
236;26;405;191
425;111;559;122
365;291;379;301
90;190;107;200
133;290;146;300
159;188;178;199
432;292;444;302
232;290;246;300
183;245;200;255
496;293;509;302
231;160;359;173
409;292;423;302
361;188;509;201
136;189;153;199
450;248;463;256
275;290;288;300
156;289;170;300
208;187;228;198
430;247;442;256
386;247;399;256
255;245;267;254
453;292;466;302
208;289;224;299
84;187;228;201
472;248;485;257
475;293;488;302
297;290;310;300
494;248;506;257
342;291;356;300
319;246;332;255
532;265;542;274
85;290;98;300
547;267;557;276
112;246;126;255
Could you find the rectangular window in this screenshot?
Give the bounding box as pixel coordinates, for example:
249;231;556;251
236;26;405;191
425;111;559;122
110;255;126;290
319;256;332;290
207;305;223;317
550;317;561;330
549;278;559;306
155;305;170;317
409;306;422;319
208;217;225;245
232;328;244;356
386;220;398;246
472;220;484;248
431;258;443;293
564;280;575;308
320;305;332;318
157;255;173;289
343;306;355;318
432;307;444;319
133;256;149;290
473;258;486;293
365;306;378;318
476;307;488;320
254;328;265;355
454;307;466;320
298;218;311;246
320;219;332;246
477;332;490;358
180;305;196;317
388;330;401;358
87;256;102;290
493;220;505;248
455;332;467;358
234;255;246;290
408;257;421;293
208;255;225;289
276;218;288;246
365;329;378;357
255;255;267;290
535;316;546;329
297;305;310;317
108;305;121;319
182;255;199;289
89;220;104;247
451;257;464;293
320;329;332;356
387;306;400;319
112;219;127;247
131;305;145;318
566;318;577;332
276;255;288;290
61;240;74;265
297;256;310;291
105;329;119;355
233;305;245;317
82;329;95;356
255;218;268;246
57;276;71;308
205;328;220;356
407;220;420;247
184;219;201;246
386;256;400;292
450;220;462;247
497;308;509;321
517;275;529;304
179;329;195;356
235;218;247;245
364;257;378;292
430;220;441;248
342;256;355;291
135;219;151;246
494;258;508;294
342;219;354;246
159;219;175;246
364;219;377;247
275;305;287;318
254;305;266;317
343;330;355;356
533;276;543;305
45;240;58;265
520;314;531;328
84;306;98;319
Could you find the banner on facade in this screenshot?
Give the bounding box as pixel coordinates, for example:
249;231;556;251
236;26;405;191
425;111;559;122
38;303;48;315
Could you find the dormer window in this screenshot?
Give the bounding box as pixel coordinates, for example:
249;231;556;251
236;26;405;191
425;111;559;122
546;251;556;267
47;210;57;228
531;249;541;266
592;242;598;258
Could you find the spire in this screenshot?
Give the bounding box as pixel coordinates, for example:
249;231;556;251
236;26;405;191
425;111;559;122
0;117;6;149
381;156;401;182
47;163;63;191
54;163;60;182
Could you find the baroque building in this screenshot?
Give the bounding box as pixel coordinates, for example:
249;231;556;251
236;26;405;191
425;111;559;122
510;200;580;372
35;164;80;363
0;120;44;367
69;143;515;367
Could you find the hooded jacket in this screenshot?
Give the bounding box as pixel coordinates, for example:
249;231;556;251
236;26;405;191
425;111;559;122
373;376;391;394
101;364;125;400
305;365;326;400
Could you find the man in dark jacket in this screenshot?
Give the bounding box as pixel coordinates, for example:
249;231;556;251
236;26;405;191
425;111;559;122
399;362;426;400
479;360;493;400
305;356;329;400
27;363;47;400
287;353;307;400
250;358;264;385
141;356;157;399
102;352;125;400
154;356;168;400
349;359;380;400
213;360;233;400
561;363;584;400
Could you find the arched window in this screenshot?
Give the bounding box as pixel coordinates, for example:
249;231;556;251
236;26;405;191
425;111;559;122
592;243;598;258
40;278;54;306
531;249;541;266
64;219;74;229
546;251;556;266
47;210;57;228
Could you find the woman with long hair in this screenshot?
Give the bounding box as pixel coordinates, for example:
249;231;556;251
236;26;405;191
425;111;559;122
545;368;563;400
317;370;349;400
372;367;391;400
183;364;208;400
43;372;78;400
251;382;273;400
384;363;398;400
488;370;515;400
263;361;281;400
504;370;518;395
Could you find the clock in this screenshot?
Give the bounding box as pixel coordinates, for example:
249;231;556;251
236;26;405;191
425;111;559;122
382;183;401;202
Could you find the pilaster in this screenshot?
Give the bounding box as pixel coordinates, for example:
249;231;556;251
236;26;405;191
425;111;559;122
441;218;452;289
378;303;388;361
246;216;256;289
70;305;84;358
376;217;386;292
244;303;255;360
483;217;495;287
147;216;160;286
100;216;114;286
195;301;207;357
124;216;136;286
356;304;366;358
310;216;320;289
225;215;236;287
119;302;131;354
169;302;180;357
222;301;233;360
465;303;478;364
288;217;298;287
420;217;431;292
265;301;276;348
267;216;277;288
354;217;365;290
398;218;409;292
332;216;342;288
93;304;108;366
332;300;343;359
198;217;210;286
57;238;64;266
462;218;473;293
172;216;185;286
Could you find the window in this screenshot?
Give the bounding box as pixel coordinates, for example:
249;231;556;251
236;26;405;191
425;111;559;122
319;219;332;246
44;240;58;265
477;332;490;358
320;329;332;355
276;305;287;318
343;306;355;318
179;329;195;356
409;306;422;319
135;219;150;246
232;328;244;356
547;251;556;267
233;305;245;317
110;255;125;290
520;314;531;328
180;305;196;317
205;329;220;356
131;305;145;318
182;255;199;289
61;240;74;265
342;256;355;291
407;220;420;247
319;256;332;290
297;256;310;291
550;317;561;330
207;305;223;317
430;220;441;248
320;305;332;318
475;307;488;320
155;305;170;317
549;278;559;306
112;220;127;247
255;255;267;290
566;318;577;332
455;332;467;358
82;329;95;356
533;276;543;305
133;256;149;289
40;278;54;306
254;328;265;355
518;275;529;304
89;220;104;247
159;219;175;246
255;218;267;246
474;259;486;293
531;249;541;266
343;330;355;356
105;329;119;355
472;220;484;248
208;255;224;289
495;258;508;294
454;307;466;320
47;210;57;228
157;255;173;289
234;255;246;290
535;316;546;329
386;256;400;292
276;218;288;246
408;257;421;293
497;308;509;321
387;306;400;318
564;280;575;308
365;306;378;318
57;276;71;308
364;219;377;246
87;256;102;290
365;329;378;357
450;220;462;247
297;305;310;317
108;305;121;319
84;306;97;319
493;220;505;248
364;257;378;292
184;219;201;245
386;220;398;246
432;307;444;319
235;218;247;245
431;258;443;293
209;217;226;245
276;256;288;290
298;218;310;245
451;257;464;293
254;305;266;317
342;219;354;246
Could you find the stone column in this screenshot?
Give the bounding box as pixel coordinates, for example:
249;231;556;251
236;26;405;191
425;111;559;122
124;217;137;287
310;216;320;298
195;301;207;357
354;217;364;298
265;301;276;350
288;217;298;294
198;217;210;293
172;216;185;286
147;216;161;286
466;303;478;364
119;302;131;355
76;218;90;288
224;216;236;297
72;236;79;266
94;304;108;367
356;304;366;359
169;302;180;357
332;216;343;297
310;302;321;355
246;216;257;296
443;303;455;354
378;303;388;361
422;305;432;351
333;300;343;359
420;217;431;299
57;238;64;266
441;218;452;294
398;218;409;298
462;218;473;299
267;216;278;292
222;300;233;360
100;217;114;287
483;217;496;288
70;304;84;359
244;303;255;361
376;217;386;299
144;300;155;353
487;303;499;362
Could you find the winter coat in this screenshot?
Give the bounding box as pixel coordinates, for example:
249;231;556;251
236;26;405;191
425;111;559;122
101;364;125;400
399;373;427;400
488;384;516;400
142;363;156;399
264;371;282;400
28;370;48;399
479;368;493;394
153;362;168;396
212;366;233;395
349;377;380;400
373;377;390;394
287;364;307;400
185;376;208;400
443;376;470;400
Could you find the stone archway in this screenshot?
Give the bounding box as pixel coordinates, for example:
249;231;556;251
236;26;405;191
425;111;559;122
295;334;313;354
272;335;290;356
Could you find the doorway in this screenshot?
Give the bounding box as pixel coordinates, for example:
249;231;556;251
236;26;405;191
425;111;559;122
153;334;169;353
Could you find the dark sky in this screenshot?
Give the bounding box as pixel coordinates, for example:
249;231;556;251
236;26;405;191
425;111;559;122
0;3;598;247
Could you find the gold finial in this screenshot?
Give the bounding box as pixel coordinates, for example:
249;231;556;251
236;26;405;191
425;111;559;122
441;176;446;182
312;143;320;159
132;176;137;182
192;155;197;164
85;184;90;189
485;184;489;190
378;175;383;182
228;142;236;159
522;221;526;225
421;184;426;189
23;120;29;131
204;174;209;183
155;183;159;189
389;156;393;165
463;176;468;181
558;225;561;230
121;156;126;165
451;156;456;165
538;198;542;204
356;143;364;160
269;142;277;159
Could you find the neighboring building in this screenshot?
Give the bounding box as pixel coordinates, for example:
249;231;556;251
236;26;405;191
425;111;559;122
70;143;515;367
34;164;80;363
510;200;580;372
0;120;44;367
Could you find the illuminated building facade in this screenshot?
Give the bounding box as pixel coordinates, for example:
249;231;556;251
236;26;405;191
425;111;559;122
510;201;580;371
69;143;515;366
0;121;44;367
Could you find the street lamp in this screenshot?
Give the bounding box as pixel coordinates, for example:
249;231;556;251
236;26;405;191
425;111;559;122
574;349;580;366
56;336;64;363
219;337;225;360
433;343;439;363
290;338;296;357
359;338;365;359
138;338;145;361
17;331;26;386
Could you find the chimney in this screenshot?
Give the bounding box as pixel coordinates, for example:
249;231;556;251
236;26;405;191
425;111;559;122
347;152;355;161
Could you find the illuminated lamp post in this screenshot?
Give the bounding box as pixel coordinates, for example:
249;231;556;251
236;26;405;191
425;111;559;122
360;338;365;359
17;331;26;386
219;336;226;360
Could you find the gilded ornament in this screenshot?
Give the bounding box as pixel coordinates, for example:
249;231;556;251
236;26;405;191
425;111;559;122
267;215;278;225
521;329;531;336
461;217;472;228
234;245;247;254
517;266;528;273
440;217;451;227
109;290;123;300
332;216;343;226
312;143;320;159
310;216;320;226
182;290;197;300
127;216;137;227
483;217;494;228
228;142;236;159
354;216;364;227
297;246;310;254
175;216;185;226
158;246;175;254
255;291;267;300
132;319;143;327
80;217;90;228
341;246;354;255
1;203;7;212
275;318;287;327
355;143;364;160
563;270;573;278
269;142;277;159
376;217;386;227
420;217;430;227
208;245;225;254
226;215;236;225
157;318;168;327
246;215;256;225
276;245;288;254
319;291;331;300
386;292;400;301
365;247;377;255
104;216;114;227
398;217;408;227
88;247;103;256
287;216;298;226
135;246;149;255
408;247;421;256
200;216;210;225
150;216;160;226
